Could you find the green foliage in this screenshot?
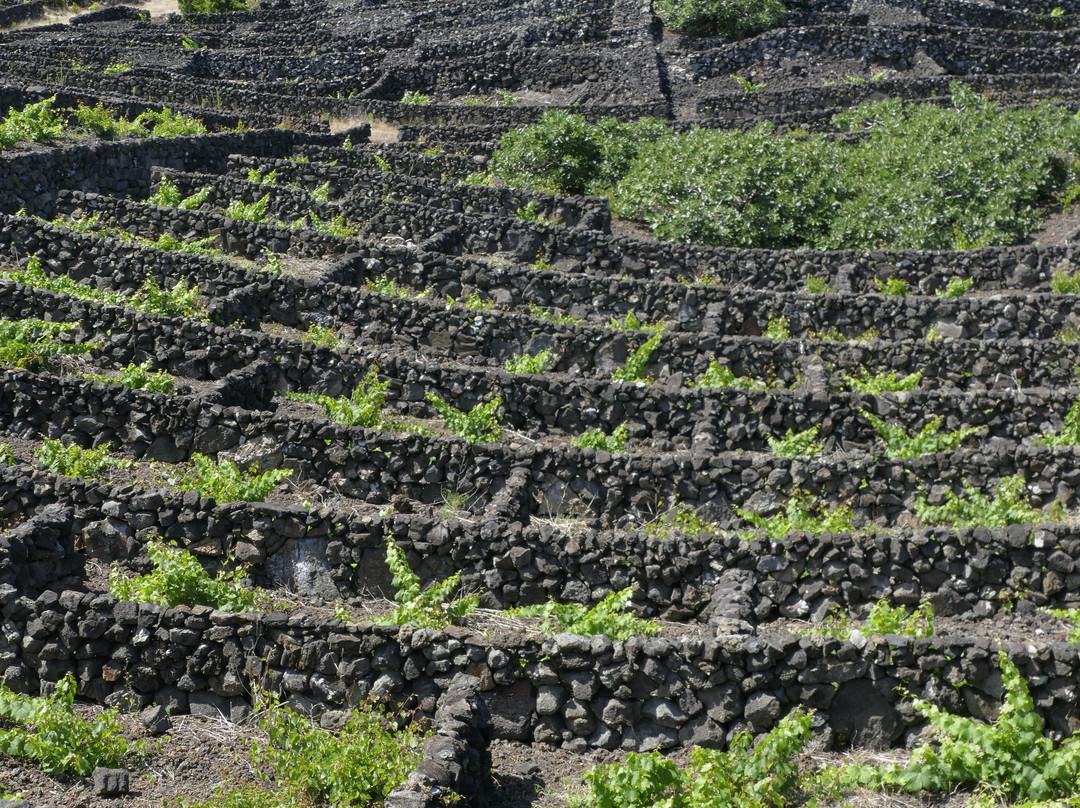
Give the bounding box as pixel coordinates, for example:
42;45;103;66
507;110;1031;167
224;194;269;222
937;277;975;298
287;368;390;429
145;233;219;257
304;210;358;237
400;90;431;105
0;96;63;149
134;107;207;137
426;393;503;443
178;0;246;14
843;368;922;394
381;541;478;628
738;492;855;540
103;61;133;74
0;674;135;776
1037;398;1080;446
310;182;331;204
505;348;554;374
0;319;95;371
0;444;14;466
492;86;1080;250
1052;266;1080;294
495;89;517;107
613;332;663;383
303;323;342;348
690;359;765;390
573;423;629;453
767;426;824;458
147;177;211;209
3;256;124;307
180;453;292;503
875;277;909;296
646;501;719;538
730;73;768;92
109;539;255;611
365;276;412;298
655;0;785;38
447;291;495;310
85;361;176;393
914;474;1048;527
863;412;984;458
35;439;130;478
247;168;278;185
526;303;581;325
805;274;831;294
762;316;790;340
508;588;658;641
607;311;665;334
576;710;812;808
864;598;935;637
1047;608;1080;642
846;654;1080;801
72;101;146;139
134;277;203;318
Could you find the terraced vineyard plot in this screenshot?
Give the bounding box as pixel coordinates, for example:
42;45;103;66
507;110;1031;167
1;0;1080;804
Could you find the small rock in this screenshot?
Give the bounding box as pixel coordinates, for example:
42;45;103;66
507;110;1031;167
93;767;130;796
139;704;171;736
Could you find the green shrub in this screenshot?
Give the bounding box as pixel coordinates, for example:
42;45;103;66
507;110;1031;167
0;444;14;466
180;453;292;503
247;168;277;185
845;653;1080;801
1037;398;1080;446
863;598;934;637
0;96;64;149
575;710;812;808
144;233;219;257
35;439;130;478
381;541;477;629
110;539;255;611
303;323;342;348
767;426;823;458
133;277;203;318
134;107;207;137
914;474;1048;528
690;359;765;389
178;0;246;14
245;689;426;808
508;588;658;640
646;501;720;538
737;492;854;540
85;361;176;394
573;423;629;453
1052;266;1080;294
400;90;431;105
103;62;133;74
505;348;554;374
0;319;96;371
607;311;665;334
762;316;790;340
843;368;922;394
72;101;146;139
654;0;786;38
3;256;124;307
147;177;211;209
805;274;831;294
304;210;358;237
0;674;136;776
863;412;984;458
730;73;767;92
224;194;269;222
426;393;503;443
875;277;909;296
287;368;390;429
613;332;663;383
936;277;974;298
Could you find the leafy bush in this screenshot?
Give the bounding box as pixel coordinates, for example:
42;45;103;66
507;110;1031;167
0;319;96;371
491;86;1080;250
247;168;278;185
505;348;554;374
1047;608;1080;642
1037;398;1080;446
767;426;823;458
762;316;790;340
0;674;135;776
843;368;922;394
103;62;133;74
508;588;658;640
937;277;974;298
0;444;14;466
85;361;176;394
654;0;786;38
381;541;477;628
1052;267;1080;294
72;102;146;139
805;274;831;294
0;96;64;149
133;108;207;137
304;210;358;237
875;277;909;296
863;412;984;458
110;539;255;611
178;0;246;14
846;653;1080;801
180;453;292;503
3;256;124;307
738;492;854;540
303;323;342;348
576;710;812;808
426;393;503;443
914;474;1047;528
607;311;665;334
573;423;629;453
147;177;211;209
224;194;269;222
134;277;203;318
690;359;765;389
863;598;934;637
287;368;390;429
35;439;130;478
646;501;720;538
613;332;663;383
400;90;431;105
